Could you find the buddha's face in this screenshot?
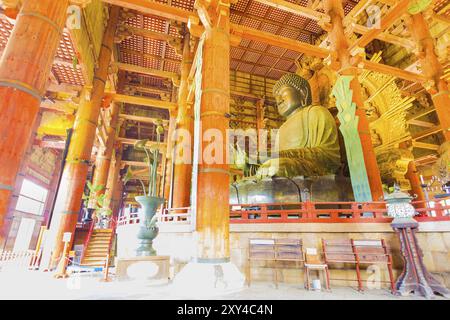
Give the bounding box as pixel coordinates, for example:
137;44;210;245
275;85;303;118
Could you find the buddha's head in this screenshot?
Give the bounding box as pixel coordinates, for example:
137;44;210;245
273;73;312;118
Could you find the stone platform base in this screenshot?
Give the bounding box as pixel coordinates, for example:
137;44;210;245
172;261;245;297
230;174;354;205
115;256;170;284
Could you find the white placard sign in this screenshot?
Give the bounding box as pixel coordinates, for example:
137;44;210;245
63;232;72;243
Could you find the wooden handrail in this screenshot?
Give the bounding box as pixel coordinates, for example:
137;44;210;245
81;217;97;262
115;197;450;226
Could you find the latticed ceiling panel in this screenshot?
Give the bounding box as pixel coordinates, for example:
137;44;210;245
124;14;143;28
140;74;168;88
247;1;270;16
278;28;301;39
163;60;181;73
172;0;196;11
142;15;167;33
55;32;77;61
250;40;269;52
259;55;278;66
165;46;181;60
143;38;164;56
266;69;284;79
267;7;289;23
232;0;252;12
231;47;246;60
237;62;254;73
121;35;144;53
283;49;301;60
120;51;144;66
242;51;262;63
253;66;270;76
286;14;308;28
52;64;85;86
275;59;294;70
142;57;161;70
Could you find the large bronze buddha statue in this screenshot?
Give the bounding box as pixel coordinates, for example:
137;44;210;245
256;73;341;178
230;73;353;205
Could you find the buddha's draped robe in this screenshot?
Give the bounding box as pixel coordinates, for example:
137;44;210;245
258;105;341;177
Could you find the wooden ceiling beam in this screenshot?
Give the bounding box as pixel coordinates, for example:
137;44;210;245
111;93;177;109
115;62;179;81
411;141;440;151
407;108;436;121
411;125;442;141
231;58;292;74
230;24;426;83
414;154;438;166
119;113;170;125
35;139;67;150
349;0;410;50
361;60;428;83
101;0;194;22
124;84;172;96
343;0;373;25
230;10;317;38
253;0;329;22
407;119;436;128
230;23;329;58
120;48;181;64
351;24;416;50
117;25;177;42
117;137;167;150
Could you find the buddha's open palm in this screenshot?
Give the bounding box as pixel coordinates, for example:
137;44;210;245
256;158;298;178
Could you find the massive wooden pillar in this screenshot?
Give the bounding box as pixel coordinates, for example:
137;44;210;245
173;2;244;294
105;123;126;216
0;0;69;246
104;146;123;216
172;33;194;209
196;9;231;262
406;12;450;141
163;108;178;202
91;102;120;203
324;0;384;201
49;6;120;265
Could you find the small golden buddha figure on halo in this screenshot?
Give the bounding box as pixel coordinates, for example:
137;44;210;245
256;73;341;178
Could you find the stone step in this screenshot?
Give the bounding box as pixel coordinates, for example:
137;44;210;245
92;229;112;234
90;235;112;239
80;262;105;267
82;257;107;262
84;253;108;258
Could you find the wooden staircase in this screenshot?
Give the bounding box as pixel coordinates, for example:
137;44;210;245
80;229;113;267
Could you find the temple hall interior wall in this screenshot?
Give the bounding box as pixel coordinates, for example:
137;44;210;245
3;145;62;251
144;222;450;289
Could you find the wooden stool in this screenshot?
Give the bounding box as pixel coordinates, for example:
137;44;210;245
304;263;331;291
304;247;330;291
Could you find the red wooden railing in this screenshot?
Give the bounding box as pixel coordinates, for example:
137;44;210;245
115;197;450;227
229;198;450;223
116;205;186;227
80;217;97;262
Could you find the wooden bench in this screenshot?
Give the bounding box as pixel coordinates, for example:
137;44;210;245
247;238;304;288
322;238;395;293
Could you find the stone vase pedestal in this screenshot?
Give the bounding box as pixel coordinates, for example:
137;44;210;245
115;256;170;284
391;217;450;299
